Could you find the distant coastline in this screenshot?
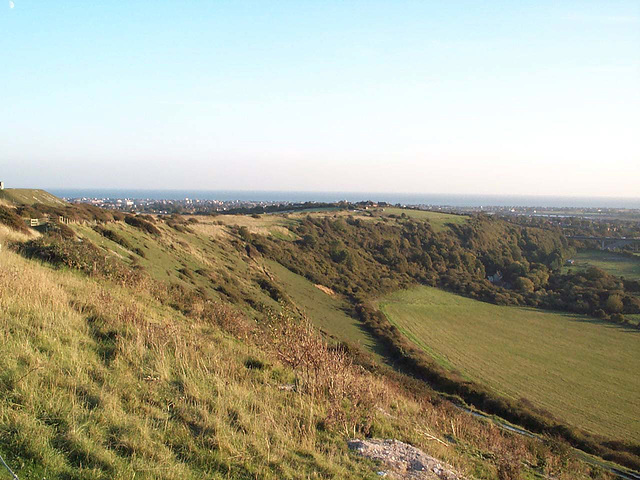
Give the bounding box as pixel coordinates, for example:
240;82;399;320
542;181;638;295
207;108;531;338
48;189;640;209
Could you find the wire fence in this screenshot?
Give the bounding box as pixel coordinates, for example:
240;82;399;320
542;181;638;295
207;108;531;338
0;451;18;480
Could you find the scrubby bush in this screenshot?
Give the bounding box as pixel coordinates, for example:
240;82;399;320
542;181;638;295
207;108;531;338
124;215;161;235
515;277;535;293
268;314;379;435
17;234;141;284
47;222;76;239
256;276;285;302
605;295;624;314
497;459;521;480
93;225;133;249
0;205;29;234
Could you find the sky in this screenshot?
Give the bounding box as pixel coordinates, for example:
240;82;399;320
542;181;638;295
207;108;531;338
1;1;639;197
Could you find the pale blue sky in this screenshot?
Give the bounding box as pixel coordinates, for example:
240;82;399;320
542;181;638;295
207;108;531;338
1;1;639;196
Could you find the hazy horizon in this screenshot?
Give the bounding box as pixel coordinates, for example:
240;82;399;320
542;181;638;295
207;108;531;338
2;1;639;196
43;186;640;201
41;187;640;209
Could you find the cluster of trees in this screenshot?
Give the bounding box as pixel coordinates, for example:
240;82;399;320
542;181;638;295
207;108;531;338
254;215;560;299
254;214;639;326
543;267;640;322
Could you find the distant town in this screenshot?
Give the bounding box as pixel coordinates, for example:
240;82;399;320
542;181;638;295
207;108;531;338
62;194;640;222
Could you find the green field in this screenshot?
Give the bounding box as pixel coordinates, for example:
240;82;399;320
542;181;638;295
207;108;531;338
564;249;640;281
379;286;640;442
379;208;468;232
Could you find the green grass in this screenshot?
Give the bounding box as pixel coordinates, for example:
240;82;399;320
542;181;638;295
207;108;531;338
379;208;468;232
0;245;394;480
74;221;282;317
0;216;619;480
0;188;67;206
266;261;386;360
628;314;640;324
564;249;640;281
379;286;640;443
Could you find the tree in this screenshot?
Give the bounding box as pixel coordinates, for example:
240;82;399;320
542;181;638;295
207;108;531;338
301;234;317;248
605;295;624;314
515;277;535;294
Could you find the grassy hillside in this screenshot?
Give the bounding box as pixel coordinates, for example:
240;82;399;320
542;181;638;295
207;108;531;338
0;198;632;478
0;226;385;479
564;249;640;281
379;286;640;443
72;220;278;313
266;260;386;360
0;223;610;480
0;188;67;206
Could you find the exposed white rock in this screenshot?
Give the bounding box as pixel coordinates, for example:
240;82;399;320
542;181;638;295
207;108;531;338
348;439;465;480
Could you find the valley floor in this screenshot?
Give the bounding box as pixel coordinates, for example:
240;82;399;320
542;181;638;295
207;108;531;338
378;286;640;443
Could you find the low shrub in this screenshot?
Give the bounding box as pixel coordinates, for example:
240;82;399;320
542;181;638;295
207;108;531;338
17;235;141;284
93;225;133;249
124;215;161;235
0;205;29;234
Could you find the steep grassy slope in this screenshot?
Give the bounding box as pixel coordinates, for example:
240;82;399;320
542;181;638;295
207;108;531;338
0;188;67;206
265;260;386;360
0;235;379;479
379;286;640;443
72;219;282;317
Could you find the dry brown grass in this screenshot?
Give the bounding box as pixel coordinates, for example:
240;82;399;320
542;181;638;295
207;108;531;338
189;221;229;239
267;314;383;437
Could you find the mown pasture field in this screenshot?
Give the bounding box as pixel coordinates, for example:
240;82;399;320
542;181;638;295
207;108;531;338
379;286;640;443
564;249;640;281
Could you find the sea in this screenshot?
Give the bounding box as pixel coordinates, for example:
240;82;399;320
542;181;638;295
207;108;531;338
48;189;640;209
